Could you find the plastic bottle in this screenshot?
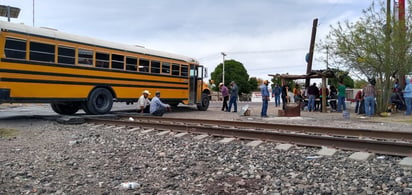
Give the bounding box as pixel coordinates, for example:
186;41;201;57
120;182;140;190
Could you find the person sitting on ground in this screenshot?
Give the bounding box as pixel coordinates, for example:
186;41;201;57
137;90;151;113
149;91;171;116
329;85;338;112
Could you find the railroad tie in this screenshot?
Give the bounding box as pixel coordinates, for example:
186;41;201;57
218;137;236;144
275;144;294;151
193;134;209;140
349;152;375;161
246;140;263;147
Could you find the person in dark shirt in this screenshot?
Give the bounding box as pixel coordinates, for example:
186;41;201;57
272;83;282;107
281;83;289;110
307;83;319;112
329;85;337;111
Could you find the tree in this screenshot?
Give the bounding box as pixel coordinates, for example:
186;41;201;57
210;59;252;95
318;0;412;113
354;79;369;88
327;69;355;88
248;77;259;91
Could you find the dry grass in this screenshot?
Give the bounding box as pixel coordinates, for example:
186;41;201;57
0;128;19;138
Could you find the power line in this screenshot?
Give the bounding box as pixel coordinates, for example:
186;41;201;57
197;48;307;60
227;48;306;55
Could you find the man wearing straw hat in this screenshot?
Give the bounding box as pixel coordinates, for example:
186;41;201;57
137;90;151;113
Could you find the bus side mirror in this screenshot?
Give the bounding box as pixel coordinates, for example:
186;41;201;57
204;68;208;78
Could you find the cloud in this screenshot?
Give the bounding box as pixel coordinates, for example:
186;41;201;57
2;0;370;80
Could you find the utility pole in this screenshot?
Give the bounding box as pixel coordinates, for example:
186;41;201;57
33;0;35;26
221;52;226;85
305;18;318;88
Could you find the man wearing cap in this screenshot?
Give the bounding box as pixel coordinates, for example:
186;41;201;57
219;83;229;111
150;91;171;116
260;80;270;117
137;90;151;113
228;81;239;112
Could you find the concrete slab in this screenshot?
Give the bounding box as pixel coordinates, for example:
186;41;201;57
193;134;209;140
140;129;154;134
317;147;338;157
156;131;171;136
114;127;124;131
399;157;412;167
174;132;188;138
349;152;374;161
246;140;263;147
218;137;236;144
56;116;85;124
275;144;294;151
127;127;140;132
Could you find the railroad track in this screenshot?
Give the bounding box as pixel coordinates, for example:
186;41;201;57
85;116;412;157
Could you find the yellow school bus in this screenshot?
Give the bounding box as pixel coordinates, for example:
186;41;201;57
0;21;210;114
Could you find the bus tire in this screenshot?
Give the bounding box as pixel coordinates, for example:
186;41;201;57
85;88;113;115
196;93;210;111
51;103;80;115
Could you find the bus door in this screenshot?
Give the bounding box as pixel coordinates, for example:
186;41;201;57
188;64;198;104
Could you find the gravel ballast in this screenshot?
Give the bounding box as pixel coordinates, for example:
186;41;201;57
1;116;412;194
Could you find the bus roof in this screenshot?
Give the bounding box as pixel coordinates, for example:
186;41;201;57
0;21;199;64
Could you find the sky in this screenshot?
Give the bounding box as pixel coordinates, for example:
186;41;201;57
0;0;372;82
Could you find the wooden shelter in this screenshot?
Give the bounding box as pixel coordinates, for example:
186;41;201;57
269;69;335;113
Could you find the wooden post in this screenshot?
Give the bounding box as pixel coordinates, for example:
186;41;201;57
322;76;327;113
305;18;318;88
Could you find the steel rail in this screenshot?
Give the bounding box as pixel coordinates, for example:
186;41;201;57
87;118;412;157
119;115;412;141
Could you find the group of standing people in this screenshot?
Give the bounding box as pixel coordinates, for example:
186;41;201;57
271;83;289;110
219;81;239;112
216;77;412;118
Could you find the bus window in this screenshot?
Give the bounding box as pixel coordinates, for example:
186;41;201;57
30;41;55;63
181;65;188;77
126;56;137;71
139;58;149;72
4;38;26;59
172;63;180;76
112;54;124;70
151;60;160;74
197;66;204;79
58;46;75;65
78;49;93;65
161;62;170;75
96;52;109;68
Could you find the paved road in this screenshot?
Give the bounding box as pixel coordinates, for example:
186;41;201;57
0;102;260;119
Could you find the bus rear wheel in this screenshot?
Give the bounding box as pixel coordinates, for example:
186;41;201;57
196;93;210;111
84;88;113;115
51;102;81;115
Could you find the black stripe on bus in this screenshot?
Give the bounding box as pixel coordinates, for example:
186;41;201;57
2;30;194;63
0;78;188;90
1;58;190;81
0;68;187;86
3;97;186;103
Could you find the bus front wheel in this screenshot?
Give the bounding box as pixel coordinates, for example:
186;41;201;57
196;93;210;111
84;88;113;115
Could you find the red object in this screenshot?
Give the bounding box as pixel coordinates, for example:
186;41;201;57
399;0;405;23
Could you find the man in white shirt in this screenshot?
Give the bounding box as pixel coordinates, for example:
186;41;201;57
150;91;171;116
137;90;151;113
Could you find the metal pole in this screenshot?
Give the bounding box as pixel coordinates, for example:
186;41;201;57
7;5;10;22
221;52;226;84
33;0;35;26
